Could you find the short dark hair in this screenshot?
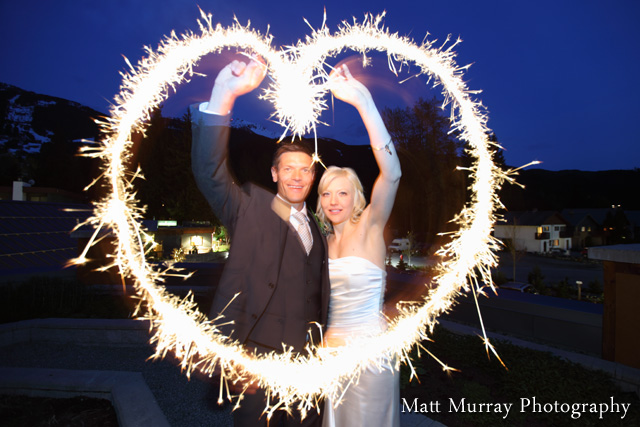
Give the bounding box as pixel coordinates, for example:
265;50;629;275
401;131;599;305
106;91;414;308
272;141;315;169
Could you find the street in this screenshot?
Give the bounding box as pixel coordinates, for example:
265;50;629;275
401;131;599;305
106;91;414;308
494;251;603;287
387;251;604;288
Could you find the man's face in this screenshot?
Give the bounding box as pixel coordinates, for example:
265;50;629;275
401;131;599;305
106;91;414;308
271;152;315;209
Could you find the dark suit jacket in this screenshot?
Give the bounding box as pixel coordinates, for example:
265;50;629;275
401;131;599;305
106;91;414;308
190;104;330;351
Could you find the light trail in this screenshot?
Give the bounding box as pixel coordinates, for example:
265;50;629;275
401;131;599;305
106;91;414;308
76;9;509;417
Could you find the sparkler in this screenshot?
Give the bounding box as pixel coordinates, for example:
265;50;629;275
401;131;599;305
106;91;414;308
77;9;509;416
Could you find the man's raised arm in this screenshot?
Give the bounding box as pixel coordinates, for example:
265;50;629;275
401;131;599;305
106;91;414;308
191;59;266;228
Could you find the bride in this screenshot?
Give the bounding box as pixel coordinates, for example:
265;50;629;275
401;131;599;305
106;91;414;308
317;64;402;427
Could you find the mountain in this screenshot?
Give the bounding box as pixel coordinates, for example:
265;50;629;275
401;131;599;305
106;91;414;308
0;83;104;154
2;82;638;214
499;168;640;211
231;117;282;140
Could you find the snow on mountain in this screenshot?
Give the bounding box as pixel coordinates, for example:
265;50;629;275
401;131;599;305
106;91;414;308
230;117;282;139
0;83;102;156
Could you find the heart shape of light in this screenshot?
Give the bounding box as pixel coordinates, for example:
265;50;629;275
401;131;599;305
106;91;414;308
79;10;504;416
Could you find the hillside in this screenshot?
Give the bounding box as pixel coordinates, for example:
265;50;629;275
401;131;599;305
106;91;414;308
499;168;640;210
2;82;638;213
0;82;104;153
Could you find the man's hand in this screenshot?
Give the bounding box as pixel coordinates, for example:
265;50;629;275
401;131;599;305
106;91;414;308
322;330;347;348
206;58;267;115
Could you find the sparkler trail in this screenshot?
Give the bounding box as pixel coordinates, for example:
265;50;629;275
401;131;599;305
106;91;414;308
77;9;509;415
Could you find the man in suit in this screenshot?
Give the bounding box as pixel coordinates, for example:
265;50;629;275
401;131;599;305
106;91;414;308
191;58;329;426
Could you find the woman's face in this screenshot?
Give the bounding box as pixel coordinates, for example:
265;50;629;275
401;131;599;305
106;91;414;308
320;176;355;226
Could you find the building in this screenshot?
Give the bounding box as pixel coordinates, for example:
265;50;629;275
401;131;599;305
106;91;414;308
589;244;640;369
561;208;610;249
494;210;572;254
562;208;639;250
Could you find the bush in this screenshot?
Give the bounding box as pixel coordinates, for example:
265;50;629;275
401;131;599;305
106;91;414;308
587;279;602;294
492;270;508;286
555;277;572;299
527;265;545;293
396;256;408;271
399;347;426;390
401;326;640;426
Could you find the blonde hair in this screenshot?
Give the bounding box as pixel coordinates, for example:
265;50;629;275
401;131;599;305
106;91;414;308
316;166;366;233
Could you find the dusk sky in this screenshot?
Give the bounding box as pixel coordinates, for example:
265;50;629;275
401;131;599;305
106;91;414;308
1;1;638;171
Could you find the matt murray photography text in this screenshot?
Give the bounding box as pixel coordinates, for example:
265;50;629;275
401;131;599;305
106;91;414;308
402;396;631;420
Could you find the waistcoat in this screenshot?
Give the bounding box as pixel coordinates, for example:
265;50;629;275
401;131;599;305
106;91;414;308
247;220;323;351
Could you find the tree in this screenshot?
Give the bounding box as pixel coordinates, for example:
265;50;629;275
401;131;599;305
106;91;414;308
603;208;631;245
0;148;23;184
382;97;467;245
503;217;525;281
405;230;416;267
488;133;507;169
31;130;96;195
134;109;219;225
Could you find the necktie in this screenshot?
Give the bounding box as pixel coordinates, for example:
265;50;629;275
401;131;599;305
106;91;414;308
293;211;313;255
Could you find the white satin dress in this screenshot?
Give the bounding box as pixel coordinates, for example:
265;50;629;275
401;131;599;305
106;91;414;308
322;256;400;427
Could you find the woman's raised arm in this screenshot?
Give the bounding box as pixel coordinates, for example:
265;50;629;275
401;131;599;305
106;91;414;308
328;64;401;228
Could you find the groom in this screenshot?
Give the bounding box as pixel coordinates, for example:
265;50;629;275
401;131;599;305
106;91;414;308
191;58;329;426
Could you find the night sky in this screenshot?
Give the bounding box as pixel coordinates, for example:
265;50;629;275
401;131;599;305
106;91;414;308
1;0;638;171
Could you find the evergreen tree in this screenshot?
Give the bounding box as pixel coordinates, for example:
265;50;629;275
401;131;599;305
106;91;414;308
134;109;219;225
382;97;467;245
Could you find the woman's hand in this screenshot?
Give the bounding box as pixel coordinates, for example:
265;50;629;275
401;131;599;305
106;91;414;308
328;64;373;112
323;330;347;348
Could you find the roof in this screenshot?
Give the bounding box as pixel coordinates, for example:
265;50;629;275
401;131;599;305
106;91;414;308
501;210;569;226
624;210;640;226
560;208;616;226
0;200;92;277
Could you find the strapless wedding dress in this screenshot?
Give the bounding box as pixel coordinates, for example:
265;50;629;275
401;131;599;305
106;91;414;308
322;256;400;427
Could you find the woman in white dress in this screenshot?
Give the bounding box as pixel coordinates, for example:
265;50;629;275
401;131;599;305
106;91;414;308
316;64;402;427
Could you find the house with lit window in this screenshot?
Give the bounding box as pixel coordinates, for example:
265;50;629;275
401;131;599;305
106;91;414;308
561;208;640;249
560;209;611;249
494;210;572;254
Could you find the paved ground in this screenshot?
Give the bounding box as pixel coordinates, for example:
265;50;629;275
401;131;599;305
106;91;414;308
3;317;638;426
0;320;441;427
0;340;232;426
0;252;612;426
